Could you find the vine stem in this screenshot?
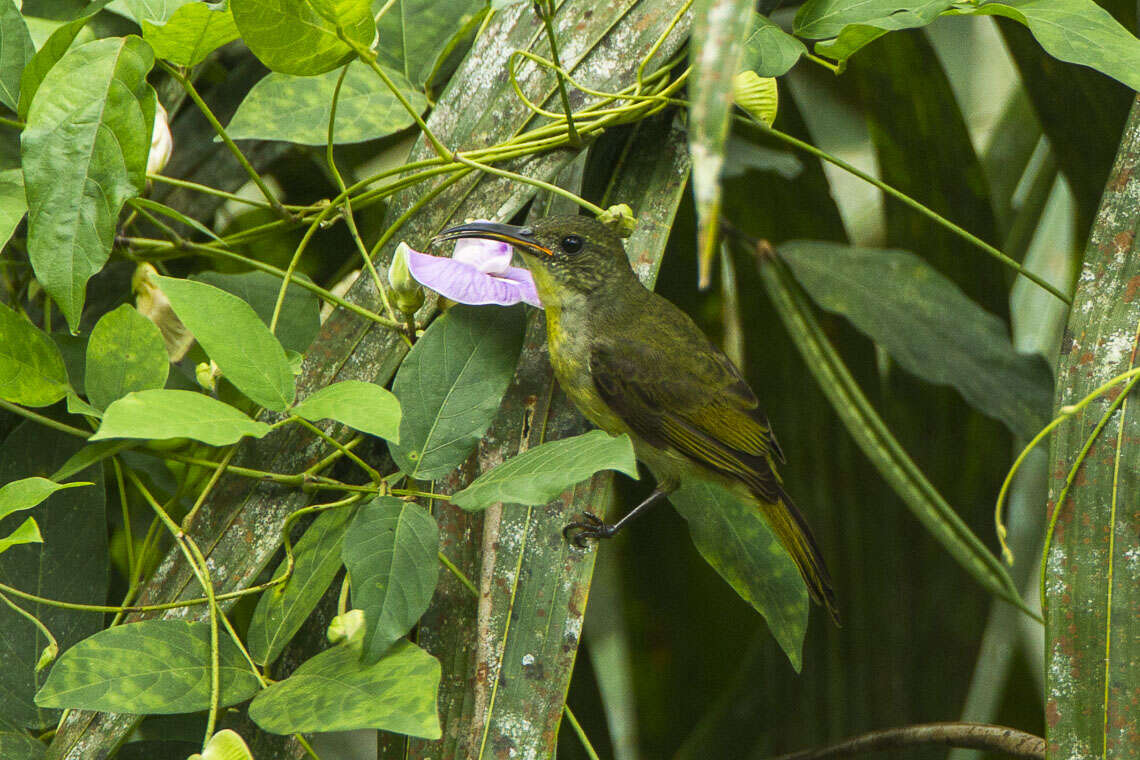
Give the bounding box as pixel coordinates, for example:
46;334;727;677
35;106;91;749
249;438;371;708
766;722;1044;760
535;0;581;146
0;399;90;438
157;60;290;219
735;116;1072;305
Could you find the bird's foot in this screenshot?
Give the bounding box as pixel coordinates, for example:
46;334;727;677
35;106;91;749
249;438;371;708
562;512;617;548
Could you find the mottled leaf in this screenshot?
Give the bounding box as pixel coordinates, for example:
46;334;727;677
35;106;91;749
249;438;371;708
291;380;401;443
231;0;374;75
0;302;68;407
452;431;638;511
780;241;1052;438
84;304;169;411
21;36;155;331
670;479;808;671
227;61;426;145
34;620;261;713
154;275;295;411
342;496;439;664
1046;98;1140;760
389;305;526;479
248;639;441;736
247;505;355;666
91;389;272;446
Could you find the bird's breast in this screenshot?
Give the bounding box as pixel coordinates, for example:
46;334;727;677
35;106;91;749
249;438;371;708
544;305;630;436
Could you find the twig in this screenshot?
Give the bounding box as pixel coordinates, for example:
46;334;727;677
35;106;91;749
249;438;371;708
767;723;1045;760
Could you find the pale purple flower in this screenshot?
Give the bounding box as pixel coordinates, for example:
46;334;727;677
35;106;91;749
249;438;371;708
403;231;541;308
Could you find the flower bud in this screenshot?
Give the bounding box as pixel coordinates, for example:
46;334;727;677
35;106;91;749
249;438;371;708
196;361;220;392
598;203;636;238
147;102;172;176
133;262;194;361
328;608;366;647
389;242;426;315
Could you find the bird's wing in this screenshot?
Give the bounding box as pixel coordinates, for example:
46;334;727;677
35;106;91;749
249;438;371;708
589;340;784;501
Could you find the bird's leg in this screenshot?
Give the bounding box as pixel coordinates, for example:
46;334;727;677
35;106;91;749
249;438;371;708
563;486;670;548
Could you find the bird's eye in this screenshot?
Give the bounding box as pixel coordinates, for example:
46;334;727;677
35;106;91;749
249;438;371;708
560;235;584;254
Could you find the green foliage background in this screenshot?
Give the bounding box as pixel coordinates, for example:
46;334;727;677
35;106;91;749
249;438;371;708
0;0;1138;758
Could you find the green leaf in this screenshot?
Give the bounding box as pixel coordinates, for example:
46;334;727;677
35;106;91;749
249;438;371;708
129;198;224;242
50;440;135;482
960;0;1140;92
374;0;484;88
341;496;438;664
17;14;95;121
154;275;295;410
670;479;808;671
389;305;526;480
124;0;194;23
0;728;46;760
741;13;806;77
85;304;170;411
247;505;355;666
0;478;91;521
21;36;155;331
793;0;954;62
291;380;401;442
247;639;441;737
0;168;26;250
0;0;34;111
231;0;374;76
0;302;69;407
91;389;273;446
140;1;239;65
760;259;1027;611
452;431;639;511
192;270;320;355
689;0;755;287
779;242;1052;439
0;518;43;555
226;61;426;145
34;620;261;713
0;423;106;730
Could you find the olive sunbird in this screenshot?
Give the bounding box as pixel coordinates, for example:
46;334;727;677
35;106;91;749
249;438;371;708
435;216;839;623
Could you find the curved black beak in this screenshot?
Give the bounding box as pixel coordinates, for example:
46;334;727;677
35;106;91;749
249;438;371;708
434;221;553;257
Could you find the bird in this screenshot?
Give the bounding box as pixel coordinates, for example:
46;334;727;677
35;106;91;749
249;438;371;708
434;215;838;623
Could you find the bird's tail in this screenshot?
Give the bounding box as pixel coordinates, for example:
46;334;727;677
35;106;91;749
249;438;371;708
757;486;840;626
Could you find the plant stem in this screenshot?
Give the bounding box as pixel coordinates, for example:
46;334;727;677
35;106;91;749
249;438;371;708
158;60;291;219
535;0;581;146
0;400;91;438
737;117;1072;305
767;722;1044;760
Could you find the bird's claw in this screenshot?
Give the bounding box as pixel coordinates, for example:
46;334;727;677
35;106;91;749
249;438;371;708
562;512;613;548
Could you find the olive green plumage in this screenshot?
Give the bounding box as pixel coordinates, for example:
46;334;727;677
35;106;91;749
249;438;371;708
436;216;838;623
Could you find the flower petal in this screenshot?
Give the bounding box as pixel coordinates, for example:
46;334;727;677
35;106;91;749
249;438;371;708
495;266;542;308
452;236;513;274
406;249;539;307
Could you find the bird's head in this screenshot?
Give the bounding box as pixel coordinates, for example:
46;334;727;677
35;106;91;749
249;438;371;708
434;215;633;304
